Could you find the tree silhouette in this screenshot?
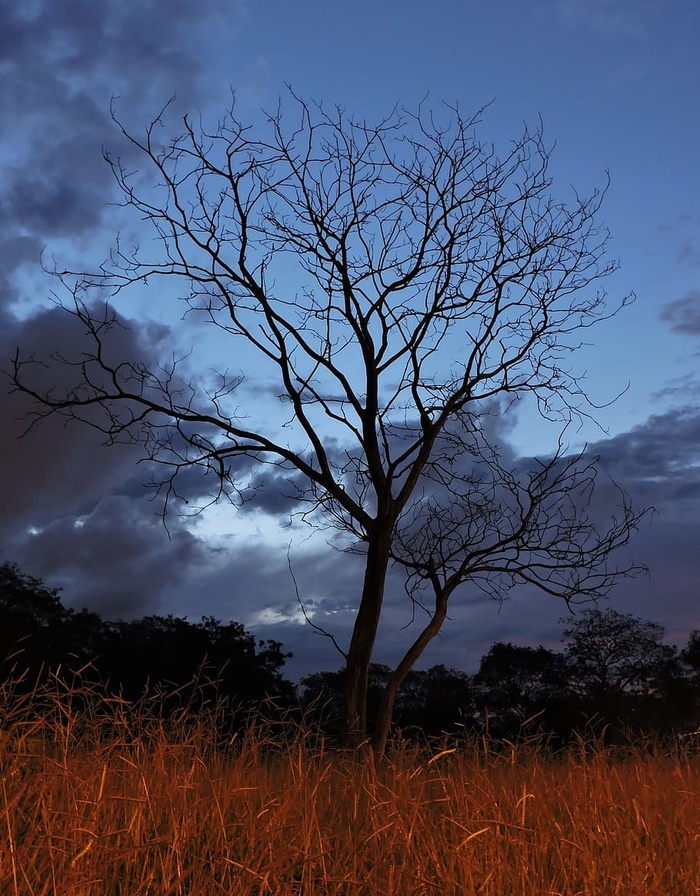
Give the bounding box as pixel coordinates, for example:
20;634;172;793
0;561;71;681
563;608;678;697
562;608;682;736
682;630;700;687
13;93;647;753
397;664;475;738
0;561;293;718
474;642;572;738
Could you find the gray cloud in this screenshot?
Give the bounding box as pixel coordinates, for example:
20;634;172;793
0;0;244;308
0;300;223;619
6;494;207;620
571;406;700;640
679;242;700;267
1;307;146;531
239;468;310;518
652;372;700;404
661;290;700;335
594;405;700;495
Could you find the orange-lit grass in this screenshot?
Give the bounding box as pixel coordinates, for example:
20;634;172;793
1;673;699;895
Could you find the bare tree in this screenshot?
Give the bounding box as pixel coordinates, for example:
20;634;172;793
12;93;647;754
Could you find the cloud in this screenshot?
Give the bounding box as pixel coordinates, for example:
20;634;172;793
679;242;700;267
1;307;146;532
596;403;700;475
239;467;310;518
575;406;700;639
0;0;244;310
555;0;660;38
661;290;700;335
7;494;207;620
0;300;222;618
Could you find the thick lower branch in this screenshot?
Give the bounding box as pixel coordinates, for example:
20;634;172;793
372;584;452;755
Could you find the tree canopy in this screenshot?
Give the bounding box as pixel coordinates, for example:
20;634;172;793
12;93;648;752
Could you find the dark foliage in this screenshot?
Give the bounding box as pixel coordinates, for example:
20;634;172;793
2;561;699;747
474;642;575;740
682;630;700;685
0;561;295;727
300;662;476;742
396;665;476;738
299;664;395;740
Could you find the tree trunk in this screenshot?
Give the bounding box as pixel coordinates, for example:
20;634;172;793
343;527;393;747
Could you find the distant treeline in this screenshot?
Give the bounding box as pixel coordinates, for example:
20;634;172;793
1;561;698;745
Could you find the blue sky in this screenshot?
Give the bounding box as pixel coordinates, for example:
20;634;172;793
1;0;698;682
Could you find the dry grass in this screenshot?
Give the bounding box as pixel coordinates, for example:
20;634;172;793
1;673;699;895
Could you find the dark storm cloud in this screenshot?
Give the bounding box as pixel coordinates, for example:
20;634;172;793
5;494;205;620
593;405;700;511
0;237;43;279
563;406;700;651
0;0;241;306
4;143;105;238
165;535;369;680
1;306;150;531
0;1;216;124
232;402;521;525
242;469;308;516
661;290;700;335
0;301;222;618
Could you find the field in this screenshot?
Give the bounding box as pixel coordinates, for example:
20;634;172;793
1;675;699;895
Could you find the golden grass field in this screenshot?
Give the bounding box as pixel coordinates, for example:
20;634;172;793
1;673;699;895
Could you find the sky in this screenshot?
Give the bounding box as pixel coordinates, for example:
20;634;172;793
1;0;699;684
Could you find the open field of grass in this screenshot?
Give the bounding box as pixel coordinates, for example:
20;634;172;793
1;674;699;895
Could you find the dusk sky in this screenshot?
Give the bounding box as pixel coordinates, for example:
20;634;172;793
1;0;698;683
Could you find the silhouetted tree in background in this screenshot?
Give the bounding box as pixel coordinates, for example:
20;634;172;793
2;561;698;746
562;608;686;738
299;664;394;740
13;92;648;753
682;631;700;687
475;642;573;740
0;561;72;679
0;561;294;725
396;664;475;738
676;631;700;741
298;668;346;730
300;662;475;742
